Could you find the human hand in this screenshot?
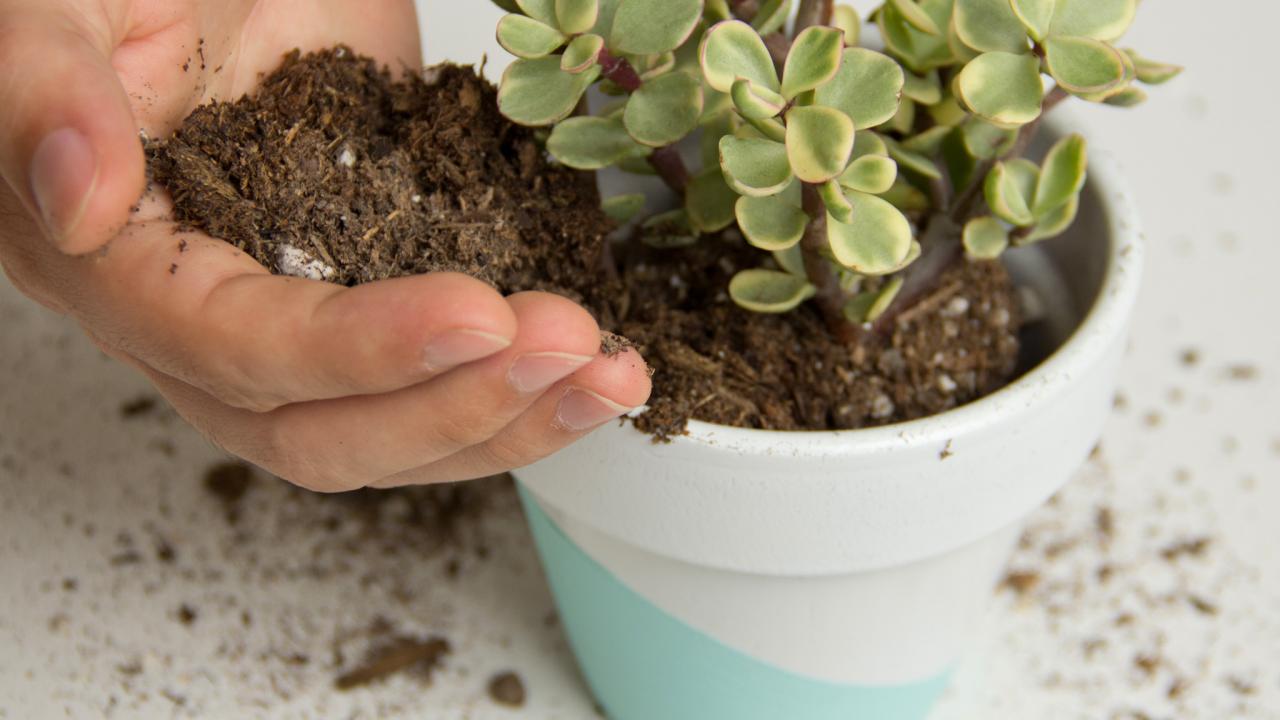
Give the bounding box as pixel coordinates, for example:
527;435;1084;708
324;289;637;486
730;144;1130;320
0;0;652;491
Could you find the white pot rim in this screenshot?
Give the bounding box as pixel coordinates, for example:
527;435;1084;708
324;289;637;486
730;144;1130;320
658;143;1142;459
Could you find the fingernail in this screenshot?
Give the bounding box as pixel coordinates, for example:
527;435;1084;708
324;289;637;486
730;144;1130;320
423;329;511;371
29;128;98;247
554;388;633;432
508;352;593;394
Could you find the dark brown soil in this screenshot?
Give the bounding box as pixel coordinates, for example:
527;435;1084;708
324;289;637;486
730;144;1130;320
147;48;1022;438
487;671;527;707
333;635;450;690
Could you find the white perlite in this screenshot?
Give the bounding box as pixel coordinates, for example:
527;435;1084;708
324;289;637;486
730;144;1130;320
336;146;356;168
275;244;337;282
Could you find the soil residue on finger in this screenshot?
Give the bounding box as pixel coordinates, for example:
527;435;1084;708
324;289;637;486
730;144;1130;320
148;48;1021;437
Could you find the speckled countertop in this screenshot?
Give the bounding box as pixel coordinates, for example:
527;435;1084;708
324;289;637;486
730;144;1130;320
2;1;1277;718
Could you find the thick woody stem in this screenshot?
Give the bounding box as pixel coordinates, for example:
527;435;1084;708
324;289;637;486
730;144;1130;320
800;184;860;343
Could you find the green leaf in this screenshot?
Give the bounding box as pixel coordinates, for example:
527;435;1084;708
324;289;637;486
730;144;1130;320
955;52;1044;127
547;116;649;169
827;191;914;274
833;5;861;46
963;216;1010;259
729;269;816;313
638;52;678;81
868;276;905;322
499;57;600;126
1033;133;1087;217
704;0;732;21
1050;0;1136;42
736;195;809;250
773;244;806;276
592;0;622;34
624;71;704;146
785;106;856;183
641;209;698;247
884;137;941;180
954;0;1029;53
984;160;1036;225
839;154;898;194
517;0;559;25
731;78;786;120
1043;36;1126;95
497;14;568;58
557;0;600;33
961;119;1018;158
699;20;779;93
752;0;793;35
901;125;950;155
1103;86;1146;107
617;155;658;175
1022;193;1078;243
1125;49;1184;85
602;193;647;222
853;132;889;158
883;97;916;135
889;0;942;35
611;0;704;54
819;180;854;223
814;48;906;130
928;95;969;126
877;0;956;73
561;33;605;73
686;169;739;232
881;177;931;212
1009;0;1055;41
492;0;523;12
902;71;942;105
782;26;845;100
719;135;794;196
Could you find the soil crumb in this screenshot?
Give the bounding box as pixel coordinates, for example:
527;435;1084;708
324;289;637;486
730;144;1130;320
488;671;527;707
203;461;255;523
148;48;1022;437
334;635;450;690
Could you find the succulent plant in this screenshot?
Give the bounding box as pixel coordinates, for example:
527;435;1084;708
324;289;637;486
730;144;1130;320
491;0;1178;337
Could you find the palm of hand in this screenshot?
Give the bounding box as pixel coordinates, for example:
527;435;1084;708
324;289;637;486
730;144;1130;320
0;0;651;490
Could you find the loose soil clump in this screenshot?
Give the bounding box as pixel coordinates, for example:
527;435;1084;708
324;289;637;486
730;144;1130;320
148;48;1021;438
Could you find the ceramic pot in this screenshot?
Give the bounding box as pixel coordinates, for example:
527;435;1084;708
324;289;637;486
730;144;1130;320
513;144;1142;720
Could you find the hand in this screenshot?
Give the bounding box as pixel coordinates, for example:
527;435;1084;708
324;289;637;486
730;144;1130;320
0;0;652;491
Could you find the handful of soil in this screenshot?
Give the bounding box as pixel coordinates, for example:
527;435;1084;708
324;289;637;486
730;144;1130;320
147;48;1021;438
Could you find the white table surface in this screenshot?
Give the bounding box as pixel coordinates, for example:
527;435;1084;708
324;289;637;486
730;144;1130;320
2;1;1277;718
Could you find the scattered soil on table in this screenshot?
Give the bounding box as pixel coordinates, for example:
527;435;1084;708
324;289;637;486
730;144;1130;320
148;48;1022;437
202;460;255;523
487;671;527;707
334;635;450;690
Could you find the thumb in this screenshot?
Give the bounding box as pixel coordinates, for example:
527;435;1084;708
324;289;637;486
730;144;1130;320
0;5;144;255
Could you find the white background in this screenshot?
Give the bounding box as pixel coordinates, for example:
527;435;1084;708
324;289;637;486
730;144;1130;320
1;0;1276;718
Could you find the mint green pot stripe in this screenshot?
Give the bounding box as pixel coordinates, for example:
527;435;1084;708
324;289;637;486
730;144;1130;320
519;485;953;720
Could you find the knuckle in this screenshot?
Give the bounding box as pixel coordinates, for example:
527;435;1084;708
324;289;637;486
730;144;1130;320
476;433;555;473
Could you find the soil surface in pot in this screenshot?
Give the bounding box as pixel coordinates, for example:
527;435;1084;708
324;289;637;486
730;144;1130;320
147;48;1021;440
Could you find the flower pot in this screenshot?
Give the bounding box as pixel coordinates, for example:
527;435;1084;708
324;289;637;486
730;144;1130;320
511;143;1142;720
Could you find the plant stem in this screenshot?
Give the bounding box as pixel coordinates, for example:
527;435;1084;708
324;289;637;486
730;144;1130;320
800;184;860;343
597;49;643;92
597;49;692;195
649;145;690;194
871;215;962;334
794;0;835;32
730;0;760;20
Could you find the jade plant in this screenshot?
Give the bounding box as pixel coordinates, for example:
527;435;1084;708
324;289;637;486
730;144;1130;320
490;0;1178;340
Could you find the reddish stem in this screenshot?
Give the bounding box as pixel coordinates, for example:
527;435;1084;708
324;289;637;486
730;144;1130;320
794;0;835;32
800;184;860;343
597;49;643;92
